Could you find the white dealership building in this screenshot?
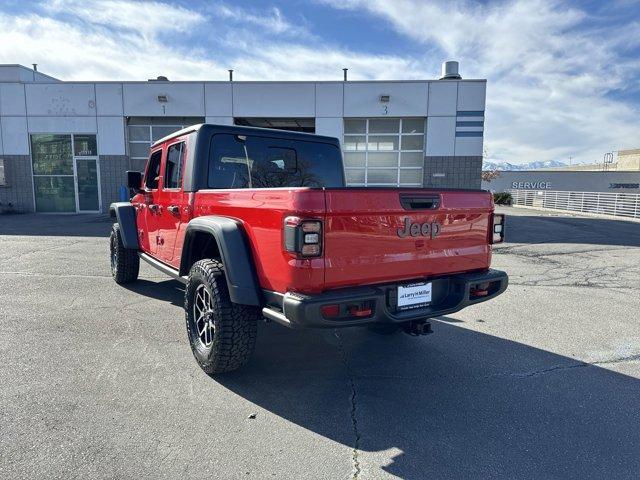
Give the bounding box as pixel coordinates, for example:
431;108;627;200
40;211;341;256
0;62;486;213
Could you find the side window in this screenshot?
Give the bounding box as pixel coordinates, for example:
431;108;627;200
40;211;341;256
164;142;185;189
144;150;162;189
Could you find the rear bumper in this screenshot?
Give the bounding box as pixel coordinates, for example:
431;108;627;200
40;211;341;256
262;269;508;329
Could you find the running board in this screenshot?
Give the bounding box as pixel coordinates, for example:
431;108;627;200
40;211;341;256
139;253;188;285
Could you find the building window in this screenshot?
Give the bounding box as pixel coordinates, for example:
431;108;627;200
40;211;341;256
128;124;183;173
30;134;100;213
127;117;204;172
343;118;425;187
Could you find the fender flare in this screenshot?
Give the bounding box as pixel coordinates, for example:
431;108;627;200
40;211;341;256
180;216;261;306
109;202;139;250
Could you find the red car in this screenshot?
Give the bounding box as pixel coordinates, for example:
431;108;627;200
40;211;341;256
109;124;507;374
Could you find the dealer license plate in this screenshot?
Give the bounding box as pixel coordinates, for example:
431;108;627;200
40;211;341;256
397;282;432;310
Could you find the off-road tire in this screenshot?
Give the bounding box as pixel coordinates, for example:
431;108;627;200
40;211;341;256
367;324;401;335
185;259;258;375
110;223;139;284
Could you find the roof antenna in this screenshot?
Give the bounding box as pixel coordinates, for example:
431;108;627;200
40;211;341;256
229;69;234;82
343;68;348;81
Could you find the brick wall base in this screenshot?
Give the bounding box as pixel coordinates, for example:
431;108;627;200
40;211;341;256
99;155;129;213
0;155;34;213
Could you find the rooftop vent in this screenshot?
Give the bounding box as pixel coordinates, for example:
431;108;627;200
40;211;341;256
440;61;461;80
149;75;169;82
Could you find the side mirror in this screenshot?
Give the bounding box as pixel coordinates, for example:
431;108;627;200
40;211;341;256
126;171;143;192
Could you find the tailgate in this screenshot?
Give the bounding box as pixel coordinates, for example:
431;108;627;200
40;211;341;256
323;188;493;290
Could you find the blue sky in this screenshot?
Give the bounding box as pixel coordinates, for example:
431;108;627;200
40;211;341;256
1;0;639;164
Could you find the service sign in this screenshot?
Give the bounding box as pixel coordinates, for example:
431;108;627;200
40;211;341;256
511;181;552;189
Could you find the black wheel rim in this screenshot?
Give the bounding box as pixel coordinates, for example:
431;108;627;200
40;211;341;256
193;284;214;348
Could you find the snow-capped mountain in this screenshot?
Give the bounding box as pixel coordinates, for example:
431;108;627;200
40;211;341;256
482;160;568;171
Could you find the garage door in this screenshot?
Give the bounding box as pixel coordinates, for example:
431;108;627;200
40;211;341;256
343;118;425;187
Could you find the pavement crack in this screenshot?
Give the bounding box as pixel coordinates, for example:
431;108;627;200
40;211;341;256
333;330;362;480
510;362;587;378
509;354;640;378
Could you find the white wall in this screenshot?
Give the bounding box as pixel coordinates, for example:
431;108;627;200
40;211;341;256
455;136;483;156
95;84;123;116
232;83;315;117
123;83;205;116
315;83;343;117
204;83;233;117
454;82;485;156
0;84;26;116
427;82;458;116
97;117;125;155
1;116;29;154
205;116;233;125
0;78;486;158
27;116;97;133
25;84;96;116
426;117;456;156
457;82;486;111
344;82;428;117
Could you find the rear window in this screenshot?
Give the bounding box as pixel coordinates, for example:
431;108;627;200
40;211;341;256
208;134;344;189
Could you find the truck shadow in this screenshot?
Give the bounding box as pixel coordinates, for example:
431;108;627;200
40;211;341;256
121;279;184;307
502;212;640;247
0;213;111;237
215;321;640;479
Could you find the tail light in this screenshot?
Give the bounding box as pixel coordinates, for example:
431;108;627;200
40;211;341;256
321;304;340;318
491;213;506;244
284;217;323;257
320;301;374;320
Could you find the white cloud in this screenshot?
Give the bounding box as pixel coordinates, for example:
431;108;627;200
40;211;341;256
0;1;421;82
0;10;225;81
319;0;640;163
212;3;312;38
45;0;204;37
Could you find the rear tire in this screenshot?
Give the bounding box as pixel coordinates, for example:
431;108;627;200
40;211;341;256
185;259;259;375
110;223;139;284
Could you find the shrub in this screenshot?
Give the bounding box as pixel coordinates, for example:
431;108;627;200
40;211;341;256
493;192;512;205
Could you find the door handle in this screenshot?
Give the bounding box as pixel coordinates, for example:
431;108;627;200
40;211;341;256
168;205;180;216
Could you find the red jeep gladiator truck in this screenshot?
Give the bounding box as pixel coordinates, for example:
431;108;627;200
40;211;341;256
109;124;507;374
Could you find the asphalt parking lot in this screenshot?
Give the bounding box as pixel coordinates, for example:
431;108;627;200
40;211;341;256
1;207;639;479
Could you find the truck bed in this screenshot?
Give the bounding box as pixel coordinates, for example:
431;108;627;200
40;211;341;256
192;187;494;295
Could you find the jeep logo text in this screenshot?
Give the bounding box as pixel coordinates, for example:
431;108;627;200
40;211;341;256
397;218;441;239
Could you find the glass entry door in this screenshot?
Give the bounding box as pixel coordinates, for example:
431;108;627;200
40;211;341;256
31;134;101;213
74;158;101;212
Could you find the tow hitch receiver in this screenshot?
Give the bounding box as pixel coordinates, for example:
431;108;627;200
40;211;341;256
403;320;433;336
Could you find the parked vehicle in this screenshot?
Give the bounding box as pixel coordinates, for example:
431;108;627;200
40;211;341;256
110;124;508;374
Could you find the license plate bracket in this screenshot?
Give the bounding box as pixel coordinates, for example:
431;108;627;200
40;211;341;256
397;282;432;311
